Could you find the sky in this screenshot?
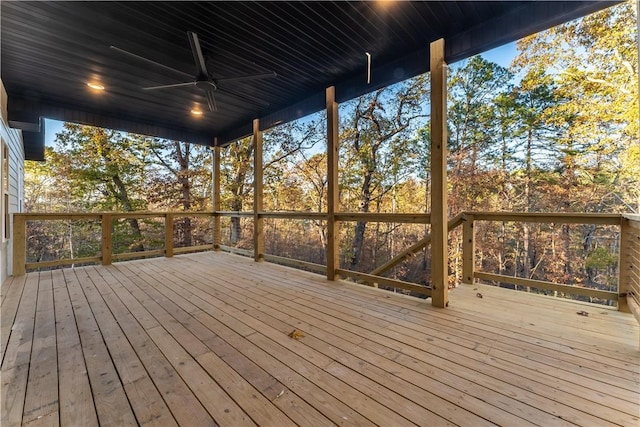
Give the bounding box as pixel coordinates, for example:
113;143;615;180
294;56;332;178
43;41;519;147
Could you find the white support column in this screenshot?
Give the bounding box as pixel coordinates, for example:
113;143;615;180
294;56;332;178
430;38;449;308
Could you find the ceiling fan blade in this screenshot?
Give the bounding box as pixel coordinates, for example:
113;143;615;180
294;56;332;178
110;45;192;79
217;86;270;107
205;91;218;112
187;31;209;77
142;82;196;90
216;71;278;84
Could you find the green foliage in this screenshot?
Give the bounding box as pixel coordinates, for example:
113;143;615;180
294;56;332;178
585;247;617;270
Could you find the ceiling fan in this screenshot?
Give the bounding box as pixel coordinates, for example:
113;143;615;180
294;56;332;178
110;31;277;112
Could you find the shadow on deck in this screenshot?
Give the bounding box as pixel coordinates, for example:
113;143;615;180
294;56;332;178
1;252;638;426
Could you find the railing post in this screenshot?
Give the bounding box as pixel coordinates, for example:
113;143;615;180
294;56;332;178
165;214;174;258
326;86;340;281
213;143;221;251
12;214;26;276
101;213;112;266
619;217;630;312
462;214;475;284
430;38;449;308
253;119;264;262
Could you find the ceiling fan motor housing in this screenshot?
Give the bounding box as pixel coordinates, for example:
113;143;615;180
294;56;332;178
195;79;217;91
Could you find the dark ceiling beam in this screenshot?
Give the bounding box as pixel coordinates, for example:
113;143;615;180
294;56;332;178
8;96;214;147
22;129;45;162
9;117;46;161
8;121;40;133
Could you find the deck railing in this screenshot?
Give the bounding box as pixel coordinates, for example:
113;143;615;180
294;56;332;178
12;212;216;275
11;211;640;317
620;214;640;320
460;212;625;303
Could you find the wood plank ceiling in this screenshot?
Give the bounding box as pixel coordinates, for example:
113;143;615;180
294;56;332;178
1;1;619;159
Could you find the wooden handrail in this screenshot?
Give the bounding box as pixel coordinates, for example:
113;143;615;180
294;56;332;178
263;254;326;274
474;272;618;301
13;211;219;273
258;212;327;220
468;211;621;225
215;211;254;217
466;212;636;312
335;212;430;224
336;268;432;296
370;213;465;276
11;209;638;317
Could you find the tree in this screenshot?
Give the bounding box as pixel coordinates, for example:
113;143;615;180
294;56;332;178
55;123;149;251
24;149;83;263
219;137;254;244
262;118;325;211
340;75;429;270
24;147;70;212
447;55;513;214
147;138;210;246
513;0;639;213
505;0;638;290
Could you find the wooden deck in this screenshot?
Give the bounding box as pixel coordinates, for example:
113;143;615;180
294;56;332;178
1;252;638;427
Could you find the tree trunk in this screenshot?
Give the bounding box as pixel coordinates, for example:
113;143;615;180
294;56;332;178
350;164;373;270
230;196;243;244
227;141;253;244
522;130;533;290
175;142;193;247
111;173;144;251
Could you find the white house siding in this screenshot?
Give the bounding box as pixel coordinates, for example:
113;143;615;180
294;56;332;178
1;80;25;282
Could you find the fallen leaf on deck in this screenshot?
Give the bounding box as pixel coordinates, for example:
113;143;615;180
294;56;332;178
288;329;305;340
576;311;589;317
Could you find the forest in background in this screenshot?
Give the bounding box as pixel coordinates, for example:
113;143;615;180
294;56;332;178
24;2;639;302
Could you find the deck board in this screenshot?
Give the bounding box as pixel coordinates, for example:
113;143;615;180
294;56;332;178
63;268;138;427
1;273;39;427
1;274;27;362
53;282;98;427
201;260;630;426
22;271;58;425
1;251;639;427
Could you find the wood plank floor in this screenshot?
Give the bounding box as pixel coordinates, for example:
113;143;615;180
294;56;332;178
1;252;639;426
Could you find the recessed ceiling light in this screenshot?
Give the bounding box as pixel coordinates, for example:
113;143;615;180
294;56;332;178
87;82;105;91
191;109;204;116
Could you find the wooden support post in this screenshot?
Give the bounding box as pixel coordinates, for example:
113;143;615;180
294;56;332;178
430;38;449;308
213;142;221;251
165;214;174;258
12;214;26;276
101;213;112;266
619;217;630;312
462;214;475;284
253;119;264;262
326;86;340;281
